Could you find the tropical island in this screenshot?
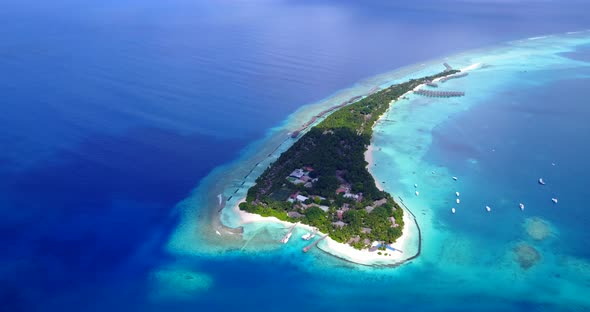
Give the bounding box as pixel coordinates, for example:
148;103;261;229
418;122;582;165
239;67;460;250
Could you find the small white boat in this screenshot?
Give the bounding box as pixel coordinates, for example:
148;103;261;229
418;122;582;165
538;178;546;185
456;191;460;197
519;203;525;211
415;191;420;196
456;198;460;204
452;176;458;181
451;208;456;214
215;230;221;236
551;198;558;204
301;233;313;240
217;193;223;206
486;206;491;212
280;232;292;244
414;183;418;188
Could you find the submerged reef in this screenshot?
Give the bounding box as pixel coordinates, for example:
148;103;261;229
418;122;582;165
524;217;554;241
150;267;213;300
513;242;541;270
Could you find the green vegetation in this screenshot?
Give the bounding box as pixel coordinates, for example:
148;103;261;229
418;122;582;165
240;69;459;249
239;201;291;220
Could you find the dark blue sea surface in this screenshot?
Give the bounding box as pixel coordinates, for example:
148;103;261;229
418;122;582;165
1;0;590;310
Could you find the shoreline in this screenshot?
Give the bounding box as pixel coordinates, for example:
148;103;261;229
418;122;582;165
221;62;482;266
230;198;416;266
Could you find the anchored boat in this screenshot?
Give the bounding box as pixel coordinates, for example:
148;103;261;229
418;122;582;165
302;229;317;241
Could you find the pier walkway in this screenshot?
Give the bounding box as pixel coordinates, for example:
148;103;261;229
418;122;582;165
303;234;329;252
414;89;465;98
280;222;298;243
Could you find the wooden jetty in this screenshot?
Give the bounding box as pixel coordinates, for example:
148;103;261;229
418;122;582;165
280;222;298;244
303;234;328;252
414;89;465;98
426;82;438;88
443;62;453;71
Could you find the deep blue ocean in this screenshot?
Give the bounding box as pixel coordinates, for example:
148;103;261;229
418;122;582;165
1;1;590;311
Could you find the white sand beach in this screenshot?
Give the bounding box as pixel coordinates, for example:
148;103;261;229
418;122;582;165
317;207;414;265
231;197;416;266
232;200;314;232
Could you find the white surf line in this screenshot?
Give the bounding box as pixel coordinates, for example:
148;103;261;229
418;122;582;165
458;62;482;72
528;36;549;41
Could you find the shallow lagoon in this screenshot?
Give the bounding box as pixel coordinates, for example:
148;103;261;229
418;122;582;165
161;33;590;310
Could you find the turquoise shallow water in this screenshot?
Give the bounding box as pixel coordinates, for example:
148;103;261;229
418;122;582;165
367;33;590;308
158;33;590;310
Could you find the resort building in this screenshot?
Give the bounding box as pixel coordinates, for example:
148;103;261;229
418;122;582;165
332;221;347;228
287;211;303;219
295;195;309;202
289;169;306;179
